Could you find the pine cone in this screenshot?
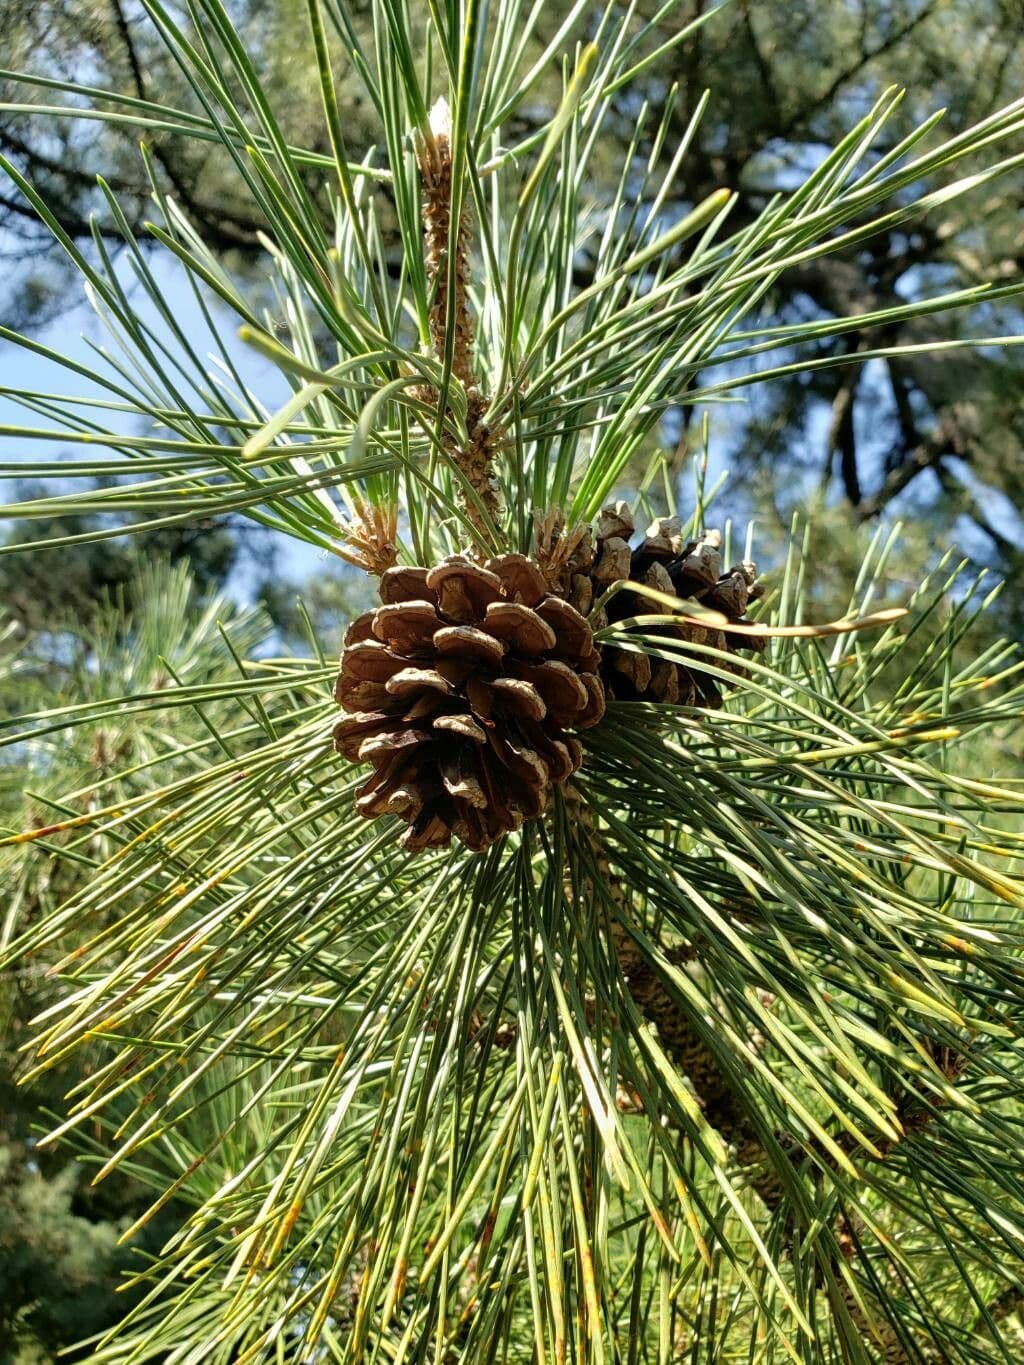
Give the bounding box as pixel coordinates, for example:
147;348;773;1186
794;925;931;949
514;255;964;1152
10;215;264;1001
568;502;766;707
334;554;605;852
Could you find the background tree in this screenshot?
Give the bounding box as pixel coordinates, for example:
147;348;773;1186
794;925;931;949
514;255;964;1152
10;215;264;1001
3;0;1023;591
0;494;236;635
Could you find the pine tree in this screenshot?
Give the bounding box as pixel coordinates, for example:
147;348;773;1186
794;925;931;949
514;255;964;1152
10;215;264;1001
2;3;1024;1360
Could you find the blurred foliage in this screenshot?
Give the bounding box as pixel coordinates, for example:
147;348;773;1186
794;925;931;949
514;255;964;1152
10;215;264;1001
256;565;377;654
0;559;274;1361
0;484;368;649
0;487;237;636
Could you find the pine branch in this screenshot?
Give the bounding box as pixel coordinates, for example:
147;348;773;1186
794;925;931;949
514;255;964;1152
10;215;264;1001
571;784;982;1362
4;5;1024;1357
567;788;789;1201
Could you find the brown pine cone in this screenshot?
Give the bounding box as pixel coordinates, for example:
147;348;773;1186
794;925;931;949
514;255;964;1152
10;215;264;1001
568;502;766;708
334;554;606;852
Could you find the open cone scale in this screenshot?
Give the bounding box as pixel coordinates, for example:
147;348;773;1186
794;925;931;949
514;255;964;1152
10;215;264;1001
545;501;767;706
334;504;769;851
334;553;605;851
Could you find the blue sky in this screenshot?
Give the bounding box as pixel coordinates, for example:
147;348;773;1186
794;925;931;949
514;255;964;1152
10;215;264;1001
0;249;327;599
2;235;1020;610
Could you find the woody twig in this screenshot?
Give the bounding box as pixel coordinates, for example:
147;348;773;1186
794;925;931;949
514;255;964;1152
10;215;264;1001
417;99;501;546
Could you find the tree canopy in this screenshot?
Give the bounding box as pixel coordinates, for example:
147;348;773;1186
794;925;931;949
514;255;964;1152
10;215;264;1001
3;0;1023;590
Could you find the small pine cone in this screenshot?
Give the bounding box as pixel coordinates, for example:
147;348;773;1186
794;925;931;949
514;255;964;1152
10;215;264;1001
334;554;606;852
586;505;766;708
